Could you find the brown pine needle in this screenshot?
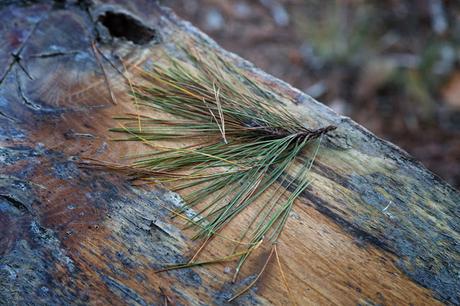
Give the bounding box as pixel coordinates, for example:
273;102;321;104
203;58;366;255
228;245;275;302
202;97;224;141
274;244;297;306
189;235;213;263
213;82;227;143
121;60;141;132
155;248;257;273
91;41;117;105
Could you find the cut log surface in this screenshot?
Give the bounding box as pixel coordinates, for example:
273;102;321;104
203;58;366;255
0;1;459;305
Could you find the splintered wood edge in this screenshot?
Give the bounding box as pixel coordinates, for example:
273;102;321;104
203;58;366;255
0;1;458;305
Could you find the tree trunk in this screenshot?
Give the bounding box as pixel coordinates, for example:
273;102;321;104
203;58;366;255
0;1;459;305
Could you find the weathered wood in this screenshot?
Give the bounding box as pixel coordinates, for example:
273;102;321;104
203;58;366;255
0;1;459;305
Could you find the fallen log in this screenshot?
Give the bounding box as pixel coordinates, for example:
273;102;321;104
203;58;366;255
0;1;459;305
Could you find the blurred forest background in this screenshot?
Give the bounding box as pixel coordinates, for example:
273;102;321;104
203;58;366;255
162;0;460;189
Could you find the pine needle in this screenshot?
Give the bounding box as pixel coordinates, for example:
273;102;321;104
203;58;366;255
92;41;117;105
106;47;336;300
274;244;297;306
155;240;264;273
121;60;141;132
228;246;275;302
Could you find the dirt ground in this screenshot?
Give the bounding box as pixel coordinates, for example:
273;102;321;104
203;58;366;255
162;0;460;189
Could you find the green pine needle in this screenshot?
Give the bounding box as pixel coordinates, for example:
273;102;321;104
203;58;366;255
110;48;336;300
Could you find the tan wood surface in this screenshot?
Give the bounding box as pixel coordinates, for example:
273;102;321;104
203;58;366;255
0;1;459;305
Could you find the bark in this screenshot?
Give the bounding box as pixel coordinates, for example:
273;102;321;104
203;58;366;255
0;1;459;305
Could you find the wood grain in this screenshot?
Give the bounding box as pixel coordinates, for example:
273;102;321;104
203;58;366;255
0;1;458;305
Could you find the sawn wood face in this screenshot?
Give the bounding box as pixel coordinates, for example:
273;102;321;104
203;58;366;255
0;1;458;305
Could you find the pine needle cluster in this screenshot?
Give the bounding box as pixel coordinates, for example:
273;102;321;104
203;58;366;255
109;49;336;301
